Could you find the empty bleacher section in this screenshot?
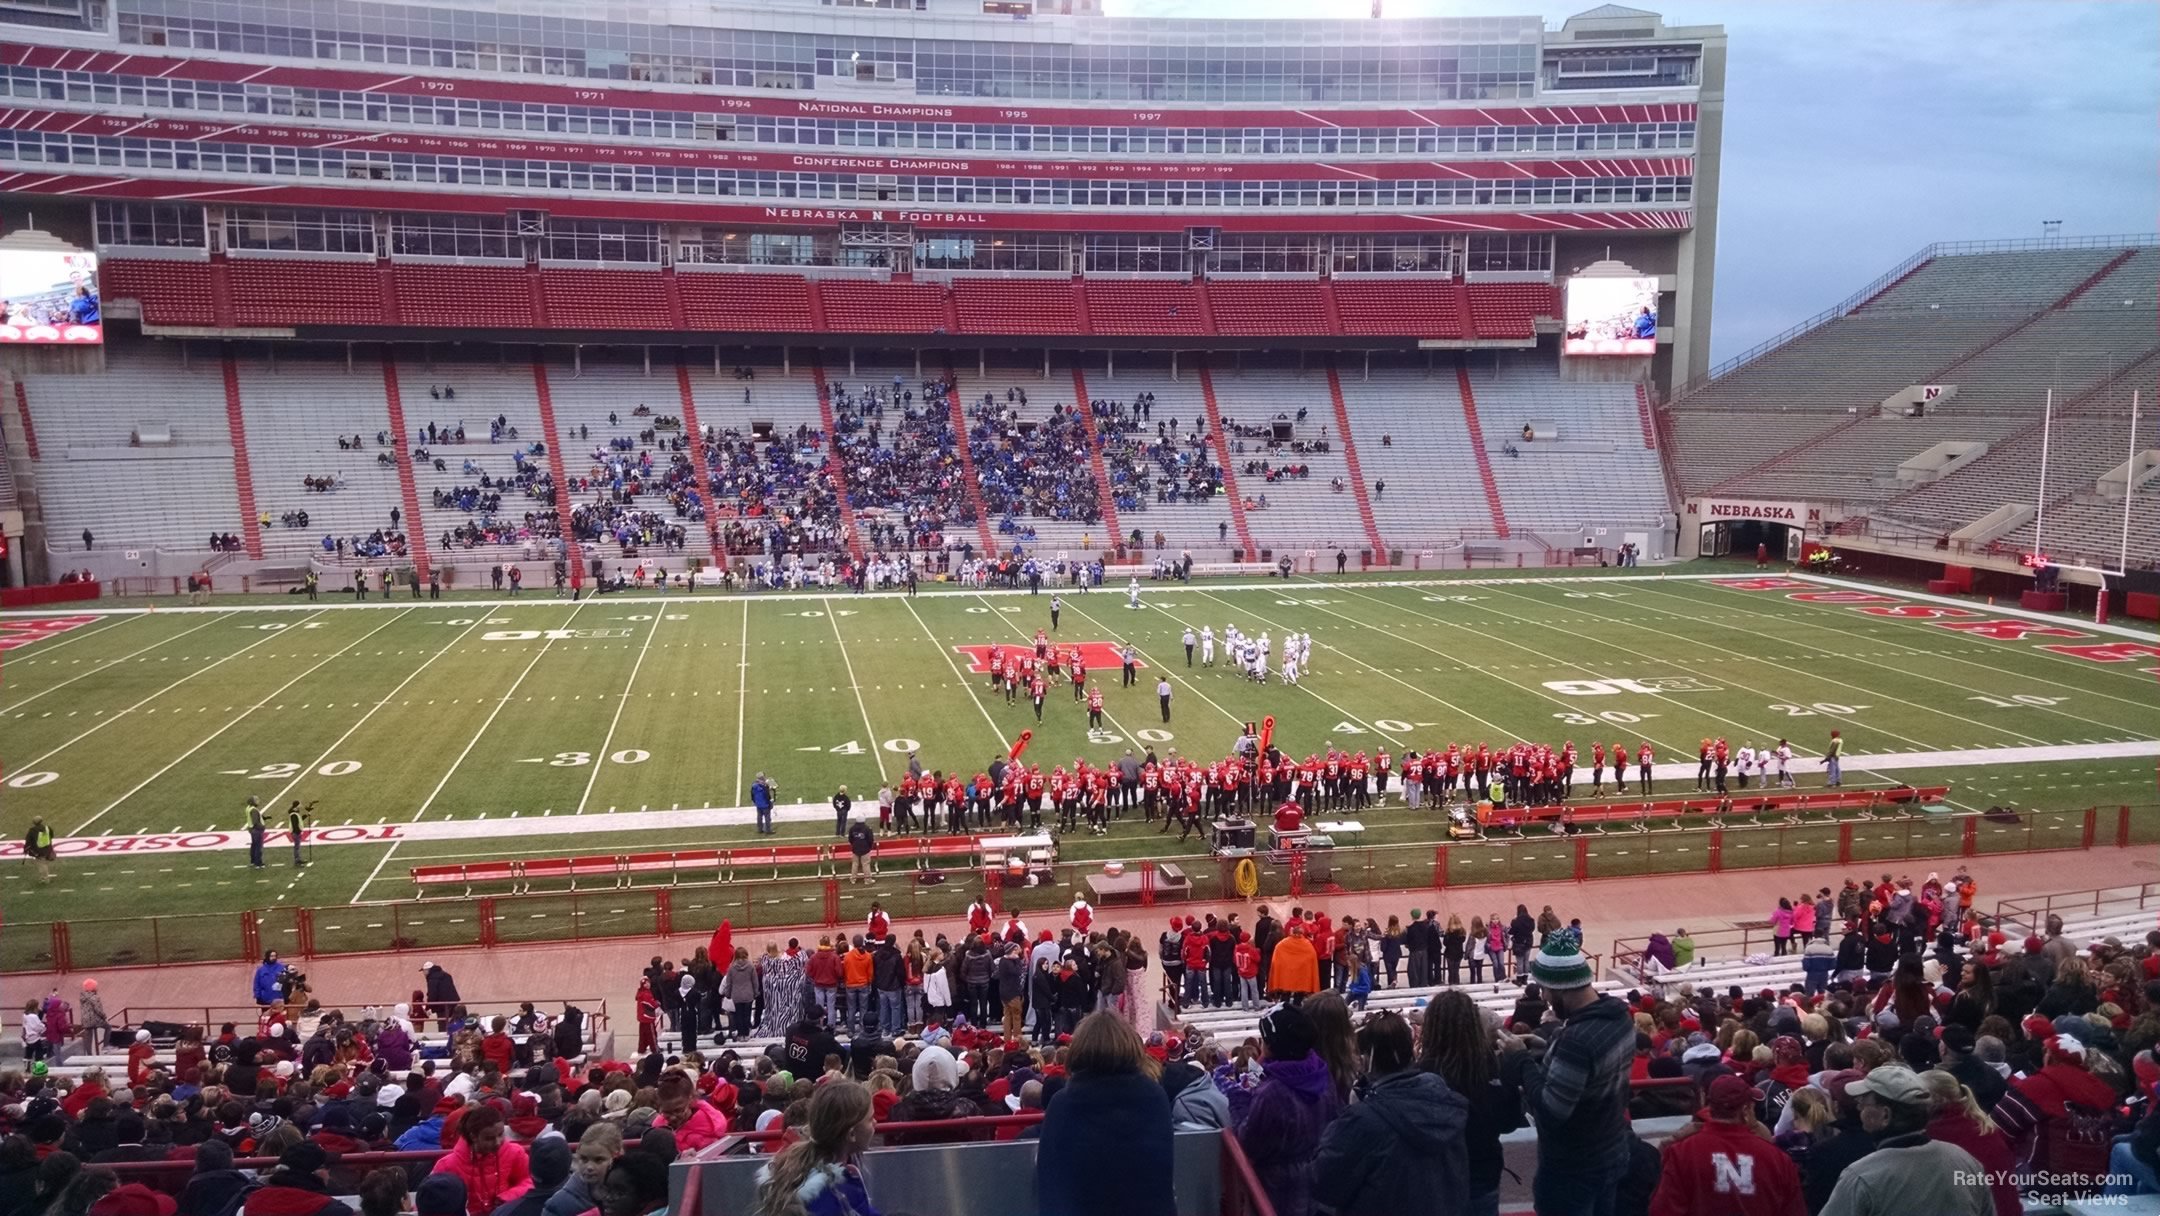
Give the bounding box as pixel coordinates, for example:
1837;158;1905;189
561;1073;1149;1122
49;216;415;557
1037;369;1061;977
99;257;216;328
1857;246;2128;312
1333;279;1464;337
1086;279;1209;336
1206;365;1358;552
94;254;1566;343
951;277;1080;335
1470;357;1669;532
1467;281;1559;339
1665;239;2159;508
22;347;244;552
1206;279;1332;336
232;358;403;559
228;257;383;327
818;279;951;333
394;263;534;329
1333;368;1490;544
675;269;818;332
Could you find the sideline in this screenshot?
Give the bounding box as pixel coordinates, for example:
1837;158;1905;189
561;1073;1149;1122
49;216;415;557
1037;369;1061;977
10;738;2152;860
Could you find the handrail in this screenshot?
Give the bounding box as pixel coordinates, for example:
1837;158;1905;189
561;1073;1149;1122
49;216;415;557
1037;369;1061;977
1665;231;2160;404
1220;1127;1281;1216
1993;881;2160;938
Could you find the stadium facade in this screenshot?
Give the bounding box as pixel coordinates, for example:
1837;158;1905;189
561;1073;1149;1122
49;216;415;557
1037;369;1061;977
0;0;1726;584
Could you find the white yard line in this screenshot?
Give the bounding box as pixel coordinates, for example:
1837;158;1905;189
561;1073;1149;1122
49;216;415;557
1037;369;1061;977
1;612;232;714
1688;580;2160;712
409;602;590;823
21;609;332;775
68;609;410;835
901;596;1008;746
823;596;887;783
1176;590;1411;746
257;616;493;814
575;609;666;814
1481;582;2057;750
733;599;750;807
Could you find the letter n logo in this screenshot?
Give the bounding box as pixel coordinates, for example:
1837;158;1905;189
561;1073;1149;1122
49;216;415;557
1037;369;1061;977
1710;1152;1756;1195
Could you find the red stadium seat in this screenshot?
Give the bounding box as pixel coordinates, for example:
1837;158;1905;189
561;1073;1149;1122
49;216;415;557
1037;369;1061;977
951;278;1081;335
394;264;534;328
1085;280;1208;335
1466;282;1559;339
1333;280;1467;338
817;280;950;333
1205;280;1332;336
678;271;816;331
539;268;661;329
100;258;216;327
228;259;384;326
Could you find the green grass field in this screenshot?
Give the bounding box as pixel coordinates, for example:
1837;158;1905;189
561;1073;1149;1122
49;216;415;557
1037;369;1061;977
3;564;2155;967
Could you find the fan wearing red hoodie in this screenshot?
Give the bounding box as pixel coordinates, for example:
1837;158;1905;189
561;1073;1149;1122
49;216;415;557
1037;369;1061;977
654;1069;729;1151
429;1105;532;1216
480;1020;516;1075
1648;1075;1805;1216
245;1143;355;1216
1990;1035;2119;1176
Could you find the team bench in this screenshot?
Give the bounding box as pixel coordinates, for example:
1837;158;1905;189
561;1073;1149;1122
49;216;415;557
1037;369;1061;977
409;834;989;896
1476;785;1950;833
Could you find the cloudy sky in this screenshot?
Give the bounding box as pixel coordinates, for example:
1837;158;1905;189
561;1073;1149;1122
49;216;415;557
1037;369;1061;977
1100;0;2160;365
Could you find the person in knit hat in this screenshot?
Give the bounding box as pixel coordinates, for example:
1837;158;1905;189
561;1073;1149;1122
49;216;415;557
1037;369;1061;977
1501;928;1636;1216
1649;1074;1804;1216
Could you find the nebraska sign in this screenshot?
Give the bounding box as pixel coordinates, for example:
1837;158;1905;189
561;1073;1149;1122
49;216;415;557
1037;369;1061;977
1688;499;1821;524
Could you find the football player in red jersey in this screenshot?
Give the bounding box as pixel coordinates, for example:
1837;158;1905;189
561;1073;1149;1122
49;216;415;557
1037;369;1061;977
1050;765;1074;833
921;770;944;833
1696;737;1714;792
1636;741;1655;795
1002;656;1021;705
1401;749;1424;810
1026;764;1047;829
1071;653;1088;701
1374;747;1392;803
1611;741;1630;795
987;643;1003;691
896;770;919;832
1141;758;1161;821
1560;741;1577;798
1086;683;1105;729
1590;741;1606;796
1030;671;1047;723
945;771;967;834
1349;751;1370;811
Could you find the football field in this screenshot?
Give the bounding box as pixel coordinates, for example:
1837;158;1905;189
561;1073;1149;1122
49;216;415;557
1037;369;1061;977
3;566;2156;960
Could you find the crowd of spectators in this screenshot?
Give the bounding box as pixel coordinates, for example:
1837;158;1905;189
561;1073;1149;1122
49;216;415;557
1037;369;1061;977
700;425;844;557
829;378;971;552
966;390;1104;532
6;870;2155;1216
1089;396;1227;515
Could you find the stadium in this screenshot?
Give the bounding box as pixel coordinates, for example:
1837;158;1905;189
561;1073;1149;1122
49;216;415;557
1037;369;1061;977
0;0;2154;1213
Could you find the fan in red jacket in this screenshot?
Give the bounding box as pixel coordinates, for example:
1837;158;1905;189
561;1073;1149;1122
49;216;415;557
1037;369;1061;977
1648;1075;1805;1216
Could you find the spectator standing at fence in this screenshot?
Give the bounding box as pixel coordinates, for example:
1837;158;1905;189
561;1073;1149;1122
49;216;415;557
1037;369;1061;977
423;961;462;1030
752;774;776;834
1506;929;1636;1216
847;820;877;885
249;1143;355;1216
1036;1012;1176;1216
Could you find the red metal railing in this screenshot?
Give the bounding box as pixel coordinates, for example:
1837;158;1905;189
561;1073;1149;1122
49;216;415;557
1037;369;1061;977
8;804;2149;975
1220;1128;1280;1216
